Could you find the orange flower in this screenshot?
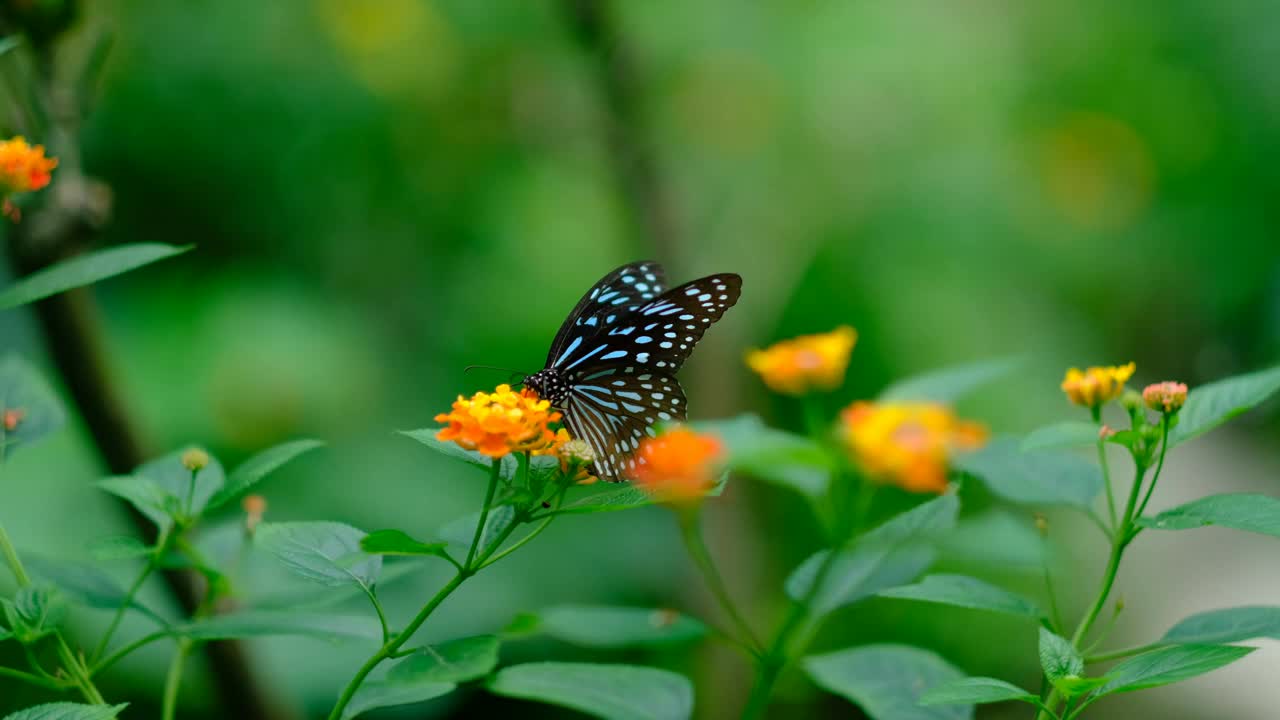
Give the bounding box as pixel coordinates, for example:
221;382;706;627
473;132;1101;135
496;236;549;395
630;427;723;504
435;384;566;459
746;326;857;395
1061;363;1135;408
0;137;57;194
2;408;23;432
840;401;987;494
1142;381;1188;413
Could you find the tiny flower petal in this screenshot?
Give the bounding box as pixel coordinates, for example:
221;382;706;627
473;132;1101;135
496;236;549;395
0;137;57;195
746;326;857;395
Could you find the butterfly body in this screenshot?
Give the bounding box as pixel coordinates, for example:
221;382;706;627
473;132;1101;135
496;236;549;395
524;261;741;482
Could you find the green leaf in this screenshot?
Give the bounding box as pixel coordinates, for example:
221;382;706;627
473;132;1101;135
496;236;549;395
1020;421;1100;452
1169;366;1280;447
1161;606;1280;644
487;662;693;720
360;529;449;558
786;494;958;615
694;414;833;497
0;355;67;457
1137;493;1280;537
174;611;382;641
1096;644;1255;696
256;522;381;588
0;243;193;310
340;681;455;720
399;429;517;478
22;556;164;623
879;358;1019;403
803;644;971;720
536;605;707;649
88;536;152;561
878;574;1044;619
439;506;516;553
556;486;658;515
955;438;1101;509
1;703;129;720
206;438;323;510
389;635;501;684
0;36;22;57
95;475;178;530
918;677;1038;707
1038;628;1083;684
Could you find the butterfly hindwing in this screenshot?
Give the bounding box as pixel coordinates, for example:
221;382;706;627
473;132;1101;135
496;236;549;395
545;261;667;370
563;367;687;482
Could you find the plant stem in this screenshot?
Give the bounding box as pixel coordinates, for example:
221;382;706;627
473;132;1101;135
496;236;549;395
0;664;70;690
1133;418;1170;523
1038;459;1148;719
1;519;106;703
327;458;527;720
161;639;192;720
481;488;566;569
676;509;763;656
94;532;169;662
464;461;501;569
92;630;170;676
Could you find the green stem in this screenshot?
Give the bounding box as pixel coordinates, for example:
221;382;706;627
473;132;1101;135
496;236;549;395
361;584;392;645
481;489;566;569
1132;418;1170;523
1085;642;1160;664
93;539;165;662
1090;406;1117;532
464;460;502;569
328;457;527;720
676;509;763;656
161;639;192;720
92;630;170;676
1040;536;1065;635
0;664;70;689
1;519;105;703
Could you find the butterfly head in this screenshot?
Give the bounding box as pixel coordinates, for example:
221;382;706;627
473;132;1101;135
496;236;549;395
523;368;570;407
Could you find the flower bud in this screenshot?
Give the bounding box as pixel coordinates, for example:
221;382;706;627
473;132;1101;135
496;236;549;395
3;408;24;432
242;494;267;533
1120;389;1143;412
560;439;596;466
1033;513;1049;536
181;447;210;472
1142;381;1188;414
1098;425;1115;440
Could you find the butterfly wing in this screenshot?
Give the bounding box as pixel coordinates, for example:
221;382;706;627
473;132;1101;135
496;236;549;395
562;367;687;481
620;273;742;373
545;261;667;370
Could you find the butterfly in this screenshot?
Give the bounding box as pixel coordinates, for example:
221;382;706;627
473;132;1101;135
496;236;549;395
523;261;742;482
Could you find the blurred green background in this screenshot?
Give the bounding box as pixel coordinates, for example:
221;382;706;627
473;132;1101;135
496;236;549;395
3;0;1279;718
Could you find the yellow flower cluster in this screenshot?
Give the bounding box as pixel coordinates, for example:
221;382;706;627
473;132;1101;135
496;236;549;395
746;326;857;395
1061;363;1135;408
435;384;568;459
840;401;988;494
0;137;57;194
631;427;724;504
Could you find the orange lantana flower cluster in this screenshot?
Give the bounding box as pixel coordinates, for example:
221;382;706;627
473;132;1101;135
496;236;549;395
631;427;724;504
746;326;857;395
0;137;57;195
1142;381;1188;413
435;384;568;459
840;401;988;494
1061;363;1135;409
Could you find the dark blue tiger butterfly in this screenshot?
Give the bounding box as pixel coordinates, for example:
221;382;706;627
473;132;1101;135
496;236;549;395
523;261;742;482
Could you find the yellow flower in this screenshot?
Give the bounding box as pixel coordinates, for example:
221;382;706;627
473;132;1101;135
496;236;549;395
435;384;565;459
1060;363;1136;408
0;137;57;194
840;401;987;494
1142;381;1188;413
630;427;724;504
746;326;857;395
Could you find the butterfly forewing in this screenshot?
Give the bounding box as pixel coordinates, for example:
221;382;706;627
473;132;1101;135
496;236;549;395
528;262;740;483
545;261;667;370
563;367;687;481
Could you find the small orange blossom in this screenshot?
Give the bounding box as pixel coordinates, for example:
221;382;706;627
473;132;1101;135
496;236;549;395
630;427;723;504
1142;381;1188;413
435;384;566;459
746;326;857;395
840;400;987;494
